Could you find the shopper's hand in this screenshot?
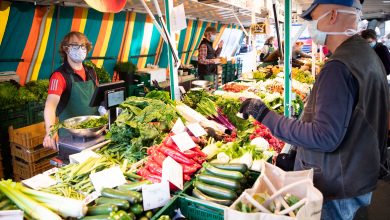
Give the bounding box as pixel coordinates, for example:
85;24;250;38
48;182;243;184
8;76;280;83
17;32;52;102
43;133;58;150
239;98;269;120
218;40;224;48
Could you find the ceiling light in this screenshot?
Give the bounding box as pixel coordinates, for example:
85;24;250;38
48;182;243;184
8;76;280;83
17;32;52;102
382;1;390;3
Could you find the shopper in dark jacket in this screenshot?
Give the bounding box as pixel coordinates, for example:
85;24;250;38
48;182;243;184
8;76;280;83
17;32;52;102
240;0;389;219
361;29;390;75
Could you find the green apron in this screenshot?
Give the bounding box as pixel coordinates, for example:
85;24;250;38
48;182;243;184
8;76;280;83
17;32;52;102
59;75;98;135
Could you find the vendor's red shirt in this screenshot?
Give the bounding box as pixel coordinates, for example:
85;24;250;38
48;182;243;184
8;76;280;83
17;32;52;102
48;68;98;96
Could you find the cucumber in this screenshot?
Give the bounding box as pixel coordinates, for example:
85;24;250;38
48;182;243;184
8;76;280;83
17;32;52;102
194;180;237;200
87;204;118;216
95;197;130;210
203;163;244;180
192;187;233;206
197;174;241;190
210;163;248;173
101;188;142;204
130;203;143;215
81;215;110;220
117;180;151;192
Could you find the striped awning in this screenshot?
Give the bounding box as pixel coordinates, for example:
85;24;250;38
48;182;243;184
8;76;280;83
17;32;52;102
0;1;241;85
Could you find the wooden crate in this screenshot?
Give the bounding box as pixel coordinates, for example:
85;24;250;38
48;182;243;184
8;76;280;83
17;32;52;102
9;122;45;149
10;143;57;163
12;157;53;180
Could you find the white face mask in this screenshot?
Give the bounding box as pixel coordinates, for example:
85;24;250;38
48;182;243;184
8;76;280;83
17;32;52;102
210;34;216;42
307;9;361;45
67;47;87;63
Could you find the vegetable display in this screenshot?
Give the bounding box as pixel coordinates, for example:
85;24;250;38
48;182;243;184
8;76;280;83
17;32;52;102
223;83;249;93
67;115;108;129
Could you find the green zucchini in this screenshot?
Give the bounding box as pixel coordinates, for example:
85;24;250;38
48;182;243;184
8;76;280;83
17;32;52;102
203;163;244;180
87;204;118;215
138;217;149;220
95;197;130;210
210;163;248;173
81;215;110;220
101;188;142;204
194;180;237;200
130;203;143;215
117;180;151;192
197;174;241;190
145;210;153;218
192;187;233;206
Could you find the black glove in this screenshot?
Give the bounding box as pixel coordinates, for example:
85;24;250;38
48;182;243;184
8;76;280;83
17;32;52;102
239;98;270;121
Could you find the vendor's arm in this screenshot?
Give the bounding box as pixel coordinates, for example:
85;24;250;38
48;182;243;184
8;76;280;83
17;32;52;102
215;40;223;57
43;72;65;149
198;44;219;64
252;61;358;152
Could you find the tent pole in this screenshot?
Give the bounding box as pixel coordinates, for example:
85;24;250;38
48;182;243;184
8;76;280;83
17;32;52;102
164;0;180;100
284;0;292;117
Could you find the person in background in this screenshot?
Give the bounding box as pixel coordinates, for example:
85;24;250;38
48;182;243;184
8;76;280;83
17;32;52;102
240;0;388;219
361;29;390;75
43;32;98;149
260;36;276;62
198;27;223;90
292;41;311;60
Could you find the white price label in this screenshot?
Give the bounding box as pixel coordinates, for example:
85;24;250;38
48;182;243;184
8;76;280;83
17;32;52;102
187;123;207;137
172;118;186;134
69;150;100;164
142;181;170;211
90;166;126;192
171;132;196;152
83;191;101;205
162;156;183;190
22;174;57;190
42;167;59;175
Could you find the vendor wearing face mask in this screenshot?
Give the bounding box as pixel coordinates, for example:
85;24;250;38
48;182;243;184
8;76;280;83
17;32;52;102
240;0;389;219
361;29;390;75
43;32;99;149
197;27;223;90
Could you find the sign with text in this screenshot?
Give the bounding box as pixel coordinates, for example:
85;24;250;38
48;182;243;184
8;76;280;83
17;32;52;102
162;156;183;190
142;181;170;211
90;166;126;192
171;132;196;152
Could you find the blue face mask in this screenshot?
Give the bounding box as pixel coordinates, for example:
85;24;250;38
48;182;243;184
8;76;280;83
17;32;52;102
369;42;376;48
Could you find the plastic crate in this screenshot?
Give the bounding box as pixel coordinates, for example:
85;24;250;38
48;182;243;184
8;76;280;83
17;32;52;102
0;105;30;134
28;101;45;124
151;196;224;220
135;73;151;87
9;122;45;149
10;143;57;163
12;157;53;179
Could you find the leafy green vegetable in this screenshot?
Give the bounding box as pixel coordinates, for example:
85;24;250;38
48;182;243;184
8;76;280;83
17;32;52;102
182;89;215;109
215;97;252;131
83;61;111;83
145;90;174;105
114;61;137;74
106;97;180;162
67;115;108;129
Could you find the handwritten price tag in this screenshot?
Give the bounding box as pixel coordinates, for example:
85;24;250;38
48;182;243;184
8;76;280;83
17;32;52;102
162;156;183;190
69;150;100;164
22;174;57;190
90;166;126;192
83;191;101;205
171;132;196;152
172;118;186;134
187;123;207;137
42;167;59;176
142;181;170;211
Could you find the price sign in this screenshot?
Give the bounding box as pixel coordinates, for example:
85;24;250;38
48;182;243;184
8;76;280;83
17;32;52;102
162;156;183;190
171;132;196;152
42;167;59;175
69;150;100;164
172;118;186;134
83;191;101;205
22;174;57;190
187;123;207;137
90;166;126;192
142;181;170;211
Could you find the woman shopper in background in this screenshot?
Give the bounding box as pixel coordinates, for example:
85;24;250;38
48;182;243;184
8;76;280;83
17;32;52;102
361;29;390;75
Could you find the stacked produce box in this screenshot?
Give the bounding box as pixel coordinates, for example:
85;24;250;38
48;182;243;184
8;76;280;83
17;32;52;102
9;122;57;181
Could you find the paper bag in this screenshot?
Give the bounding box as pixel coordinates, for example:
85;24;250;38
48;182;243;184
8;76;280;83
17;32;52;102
225;162;323;220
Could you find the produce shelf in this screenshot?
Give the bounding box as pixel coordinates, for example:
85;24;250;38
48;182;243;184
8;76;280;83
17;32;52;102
12;156;53;180
10;143;57;163
8;122;46;149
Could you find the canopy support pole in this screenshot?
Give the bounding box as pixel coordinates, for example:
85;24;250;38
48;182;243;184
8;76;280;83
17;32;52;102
284;0;292;117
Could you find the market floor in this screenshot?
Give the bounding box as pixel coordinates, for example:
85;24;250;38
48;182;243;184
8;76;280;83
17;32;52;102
353;178;390;220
